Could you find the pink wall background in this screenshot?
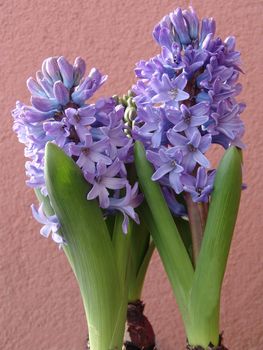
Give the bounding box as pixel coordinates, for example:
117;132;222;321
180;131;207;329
1;0;263;349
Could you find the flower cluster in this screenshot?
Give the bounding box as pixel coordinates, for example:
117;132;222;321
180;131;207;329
132;7;245;213
13;56;142;242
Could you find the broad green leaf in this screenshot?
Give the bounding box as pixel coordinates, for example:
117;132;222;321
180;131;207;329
187;147;242;347
134;141;194;322
44;142;127;350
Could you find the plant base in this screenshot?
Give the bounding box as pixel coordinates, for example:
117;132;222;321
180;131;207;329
186;334;228;350
124;300;156;350
123;341;157;350
86;300;157;350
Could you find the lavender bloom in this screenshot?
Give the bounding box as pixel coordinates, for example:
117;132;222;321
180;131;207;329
160;44;185;72
166;102;209;132
71;68;107;106
167;128;211;172
65;106;96;140
205;101;244;140
133;106;170;148
200;17;216;46
109;184;143;234
31;203;64;245
183;47;208;79
151;73;189;106
43;119;70;147
181;167;216;202
153;16;175;51
170;8;192;46
135;56;165;80
13;56;143;241
147;148;184;194
87;159;127;208
133;6;245;214
25;161;46;192
182;7;199;41
69;135;112;175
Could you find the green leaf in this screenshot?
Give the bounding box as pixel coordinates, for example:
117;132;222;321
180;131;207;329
44;142;127;350
187;147;242;347
134;141;194;322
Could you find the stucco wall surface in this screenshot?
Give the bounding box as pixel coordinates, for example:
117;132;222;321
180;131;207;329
1;0;262;349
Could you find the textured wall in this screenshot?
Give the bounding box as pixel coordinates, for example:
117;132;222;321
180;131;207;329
1;0;263;349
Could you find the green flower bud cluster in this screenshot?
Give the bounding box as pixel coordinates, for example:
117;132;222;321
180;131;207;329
114;90;137;135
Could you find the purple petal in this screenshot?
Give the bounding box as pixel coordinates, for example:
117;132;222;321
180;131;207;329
152;163;173;181
46;57;61;82
73;57;86;85
57;56;74;89
169;170;183;194
196;167;208;189
31;96;59;112
53;81;69;106
27;78;46;97
193;150;210;168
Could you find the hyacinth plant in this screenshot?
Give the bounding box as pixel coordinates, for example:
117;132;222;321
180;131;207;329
13;5;245;350
132;6;244;350
13;58;157;350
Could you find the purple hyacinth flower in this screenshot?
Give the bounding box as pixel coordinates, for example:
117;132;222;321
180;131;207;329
57;56;74;89
147;148;184;194
133;106;169;148
160;43;185;72
167;128;211;172
108;183;143;234
23;105;55;122
66;106;96;127
181;167;216;202
206;101;244;140
100;110;130;158
183;47;208;79
200;17;216;45
166;102;209;132
44;57;61;83
25;161;46;191
182;7;199;41
71;68;107;106
69;134;112;175
135;56;165;80
197;56;236;91
73;57;86;86
65;106;96;140
31;203;64;245
43;119;70;147
31;96;59;112
151;73;189;106
53;81;70;106
170;8;191;46
27;77;48;98
87;159;127;208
